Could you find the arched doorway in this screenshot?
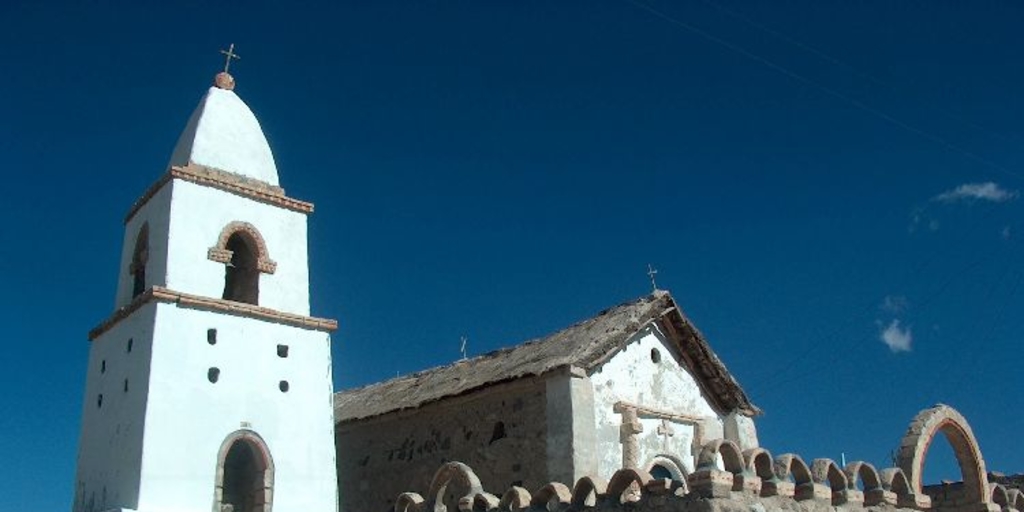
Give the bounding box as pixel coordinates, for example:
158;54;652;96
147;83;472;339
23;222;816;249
214;431;274;512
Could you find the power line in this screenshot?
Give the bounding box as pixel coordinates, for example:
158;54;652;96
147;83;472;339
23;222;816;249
621;0;1024;181
695;0;1024;150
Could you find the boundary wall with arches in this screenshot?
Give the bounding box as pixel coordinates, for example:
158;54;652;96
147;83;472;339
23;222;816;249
394;405;1009;512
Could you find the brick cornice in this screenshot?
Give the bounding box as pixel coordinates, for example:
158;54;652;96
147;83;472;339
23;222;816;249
124;163;314;224
89;286;338;340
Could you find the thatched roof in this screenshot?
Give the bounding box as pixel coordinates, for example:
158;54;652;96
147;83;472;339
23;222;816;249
333;290;760;423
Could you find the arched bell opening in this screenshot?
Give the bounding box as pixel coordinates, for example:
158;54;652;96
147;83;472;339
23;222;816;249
129;223;149;298
222;232;260;305
208;221;276;306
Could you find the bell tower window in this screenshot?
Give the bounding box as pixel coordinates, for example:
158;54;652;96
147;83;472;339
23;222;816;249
129;223;149;298
223;232;260;304
208;221;277;306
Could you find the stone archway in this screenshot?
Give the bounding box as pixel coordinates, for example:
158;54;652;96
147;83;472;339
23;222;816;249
214;430;275;512
426;462;484;512
645;455;687;482
896;404;991;511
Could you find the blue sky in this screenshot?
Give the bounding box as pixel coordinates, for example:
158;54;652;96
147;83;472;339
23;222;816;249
2;1;1023;509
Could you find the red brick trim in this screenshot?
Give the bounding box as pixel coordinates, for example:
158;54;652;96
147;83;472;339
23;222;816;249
208;221;278;274
124;163;314;224
89;286;337;340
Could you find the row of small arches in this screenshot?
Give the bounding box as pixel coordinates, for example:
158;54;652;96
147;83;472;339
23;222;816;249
697;438;926;506
396;449;927;512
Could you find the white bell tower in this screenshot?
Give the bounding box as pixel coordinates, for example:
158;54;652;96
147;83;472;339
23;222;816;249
74;69;339;512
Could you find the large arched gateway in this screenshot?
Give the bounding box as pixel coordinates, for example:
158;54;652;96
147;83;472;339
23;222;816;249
896;404;993;511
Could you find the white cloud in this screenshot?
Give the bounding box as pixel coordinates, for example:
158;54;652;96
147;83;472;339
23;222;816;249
933;182;1019;203
879;319;912;353
880;295;908;315
908;207;941;233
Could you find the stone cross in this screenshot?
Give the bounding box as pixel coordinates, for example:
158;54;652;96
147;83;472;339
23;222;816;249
657;418;675;446
220;43;241;73
618;406;644;469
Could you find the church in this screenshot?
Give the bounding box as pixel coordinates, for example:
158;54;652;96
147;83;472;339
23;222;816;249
72;64;1015;512
72;63;759;512
333;291;760;512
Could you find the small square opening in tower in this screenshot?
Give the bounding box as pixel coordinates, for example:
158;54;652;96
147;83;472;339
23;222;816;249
277;344;289;358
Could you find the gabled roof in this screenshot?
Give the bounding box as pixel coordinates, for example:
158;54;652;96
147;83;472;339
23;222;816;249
333;290;760;423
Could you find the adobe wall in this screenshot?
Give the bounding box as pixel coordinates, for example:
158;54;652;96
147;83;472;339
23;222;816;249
336;375;555;512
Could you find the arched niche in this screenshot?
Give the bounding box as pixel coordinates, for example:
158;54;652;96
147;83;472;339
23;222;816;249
213;430;275;512
897;404;991;510
208;221;276;305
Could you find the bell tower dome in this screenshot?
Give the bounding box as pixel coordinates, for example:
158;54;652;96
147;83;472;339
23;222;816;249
74;66;339;512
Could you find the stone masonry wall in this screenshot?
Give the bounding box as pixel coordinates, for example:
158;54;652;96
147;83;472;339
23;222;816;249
336;376;552;512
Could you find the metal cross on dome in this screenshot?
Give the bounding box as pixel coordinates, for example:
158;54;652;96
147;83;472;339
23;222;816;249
220;43;241;73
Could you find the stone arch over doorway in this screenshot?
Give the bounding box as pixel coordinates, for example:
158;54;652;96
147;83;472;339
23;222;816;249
896;404;991;510
214;430;275;512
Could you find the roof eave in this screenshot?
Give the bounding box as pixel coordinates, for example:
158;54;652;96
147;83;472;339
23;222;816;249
656;299;762;417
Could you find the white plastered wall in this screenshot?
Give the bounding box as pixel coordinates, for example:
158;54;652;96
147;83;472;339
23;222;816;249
74;304;157;512
163;179;311;315
136;303;337;512
590;326;723;478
